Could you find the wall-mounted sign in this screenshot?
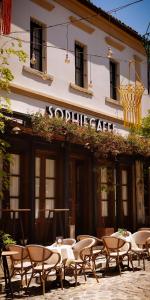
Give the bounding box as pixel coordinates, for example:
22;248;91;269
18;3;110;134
46;105;114;132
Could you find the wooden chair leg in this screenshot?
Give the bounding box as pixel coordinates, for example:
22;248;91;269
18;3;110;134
74;264;78;286
90;265;99;283
143;256;145;270
82;264;87;282
116;257;121;276
42;278;45;295
21;273;23;288
128;255;134;271
103;256;109;276
26;272;34;293
58;269;63;290
25;273;28;286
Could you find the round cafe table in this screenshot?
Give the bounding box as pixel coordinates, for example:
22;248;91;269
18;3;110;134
46;245;75;287
1;251;18;299
46;244;75;262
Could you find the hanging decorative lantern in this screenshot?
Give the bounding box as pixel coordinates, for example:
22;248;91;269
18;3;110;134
88;54;93;88
64;24;70;64
30;51;36;65
118;61;144;128
107;46;113;59
0;0;12;35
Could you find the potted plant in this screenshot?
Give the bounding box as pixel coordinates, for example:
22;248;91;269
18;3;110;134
118;228;129;237
0;230;16;256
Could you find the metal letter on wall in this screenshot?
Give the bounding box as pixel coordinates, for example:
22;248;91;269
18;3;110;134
135;160;145;224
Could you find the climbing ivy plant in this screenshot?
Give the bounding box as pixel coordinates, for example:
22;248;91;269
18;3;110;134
137;109;150;138
0;39;27;199
29;112;150;158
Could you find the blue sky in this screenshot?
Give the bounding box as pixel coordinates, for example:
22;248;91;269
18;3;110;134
91;0;150;36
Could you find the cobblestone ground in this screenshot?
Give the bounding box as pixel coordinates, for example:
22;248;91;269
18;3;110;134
0;259;150;299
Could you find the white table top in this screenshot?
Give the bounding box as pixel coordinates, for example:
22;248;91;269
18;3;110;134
111;232;139;250
2;251;18;256
47;244;75;262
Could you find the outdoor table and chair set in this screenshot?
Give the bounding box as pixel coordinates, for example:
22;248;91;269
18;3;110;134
1;229;150;298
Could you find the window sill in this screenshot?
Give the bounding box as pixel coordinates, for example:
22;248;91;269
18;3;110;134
69;82;93;96
22;66;54;82
105;97;122;108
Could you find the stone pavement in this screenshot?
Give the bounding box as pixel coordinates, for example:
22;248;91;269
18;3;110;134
0;259;150;299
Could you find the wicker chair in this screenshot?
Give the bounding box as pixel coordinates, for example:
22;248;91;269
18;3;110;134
138;228;150;231
26;245;63;295
131;231;150;269
132;231;150;248
64;237;99;286
77;234;104;268
146;237;150;257
8;244;32;287
102;236;134;275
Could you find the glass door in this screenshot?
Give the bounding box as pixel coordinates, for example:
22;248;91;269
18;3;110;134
98;166;115;228
0;152;29;241
69;158;88;236
116;166;132;229
35;153;56;242
97;164;132;231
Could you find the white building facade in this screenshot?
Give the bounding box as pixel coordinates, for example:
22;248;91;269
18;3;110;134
0;0;150;243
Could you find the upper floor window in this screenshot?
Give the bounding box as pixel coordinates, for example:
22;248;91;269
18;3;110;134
110;60;119;100
30;19;46;72
75;42;87;88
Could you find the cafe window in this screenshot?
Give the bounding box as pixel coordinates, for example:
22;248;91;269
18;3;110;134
99;166;116;220
35;156;55;219
121;169;128;217
75;42;87;88
35;157;40;219
100;167;108;217
30;19;46;72
114;168;117;217
9;154;20;219
110;60;119;100
45;158;55;218
144;166;150;219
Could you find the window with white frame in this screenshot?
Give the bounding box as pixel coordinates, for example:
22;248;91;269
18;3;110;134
45;158;55;218
100;167;108;217
121;169;128;217
9;154;20;219
35;156;55;219
35;157;40;219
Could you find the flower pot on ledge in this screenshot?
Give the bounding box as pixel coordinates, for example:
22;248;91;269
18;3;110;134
96;227;114;238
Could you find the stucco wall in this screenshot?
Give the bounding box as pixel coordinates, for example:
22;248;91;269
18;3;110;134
1;0;150;135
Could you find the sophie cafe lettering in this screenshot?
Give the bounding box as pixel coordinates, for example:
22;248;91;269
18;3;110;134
46;105;114;132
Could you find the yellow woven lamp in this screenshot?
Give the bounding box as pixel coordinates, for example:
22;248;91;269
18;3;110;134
118;61;144;128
